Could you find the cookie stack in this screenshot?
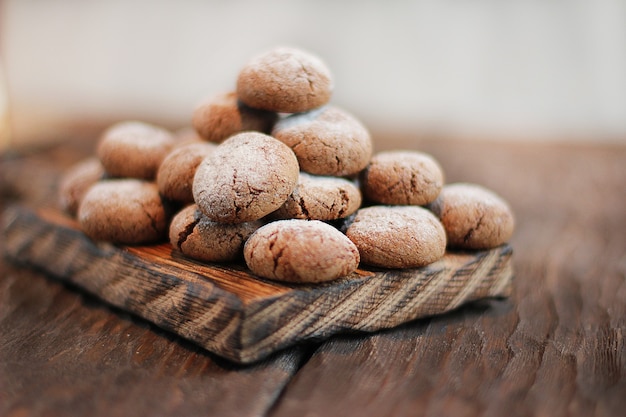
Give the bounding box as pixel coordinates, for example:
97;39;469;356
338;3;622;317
58;46;515;284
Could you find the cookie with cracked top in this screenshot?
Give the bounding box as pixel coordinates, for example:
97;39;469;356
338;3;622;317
243;219;360;283
270;172;361;221
77;179;170;244
236;46;333;113
97;121;176;179
271;106;373;177
428;183;515;250
345;205;446;268
156;141;217;204
192;91;278;143
169;204;263;263
361;150;444;206
192;132;299;224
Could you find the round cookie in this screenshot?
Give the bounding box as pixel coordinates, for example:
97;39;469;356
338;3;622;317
236;46;333;113
192;132;299;223
157;142;217;204
271;106;373;176
361;150;444;205
243;220;360;283
345;205;446;268
428;183;515;250
78;179;170;244
97;121;175;179
192;91;278;143
271;172;362;221
58;157;105;216
169;204;263;263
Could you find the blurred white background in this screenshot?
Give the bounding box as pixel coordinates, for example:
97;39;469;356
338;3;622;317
2;0;625;145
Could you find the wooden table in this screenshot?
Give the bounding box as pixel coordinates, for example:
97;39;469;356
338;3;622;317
1;132;624;417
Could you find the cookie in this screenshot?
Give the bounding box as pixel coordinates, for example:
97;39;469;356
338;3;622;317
428;183;515;250
271;172;362;221
361;150;444;205
192;91;278;143
192;132;299;223
77;179;170;244
345;205;446;268
169;204;263;263
243;219;360;283
236;47;333;113
156;142;217;204
58;157;105;216
97;121;175;179
271;106;373;176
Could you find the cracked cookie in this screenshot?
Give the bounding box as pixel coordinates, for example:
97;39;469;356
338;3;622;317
428;183;515;250
97;121;176;179
77;179;170;244
236;46;333;113
271;106;373;177
243;219;360;283
345;205;446;268
157;141;217;204
270;172;361;221
192;91;278;143
192;131;299;223
361;150;444;206
169;204;263;262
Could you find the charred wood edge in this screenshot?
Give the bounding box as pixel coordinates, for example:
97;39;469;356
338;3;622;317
1;204;513;364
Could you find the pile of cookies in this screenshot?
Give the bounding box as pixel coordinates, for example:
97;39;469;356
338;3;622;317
58;46;515;284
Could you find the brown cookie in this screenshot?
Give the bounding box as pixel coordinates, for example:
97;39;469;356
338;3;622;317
243;219;360;283
77;179;170;244
192;132;299;223
236;47;333;113
156;142;217;204
345;205;446;268
271;106;373;176
361;150;444;205
58;157;105;216
169;204;263;263
192;91;278;143
271;172;362;221
428;183;515;250
97;121;175;179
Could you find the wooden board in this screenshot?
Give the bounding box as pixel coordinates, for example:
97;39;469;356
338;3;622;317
1;205;513;363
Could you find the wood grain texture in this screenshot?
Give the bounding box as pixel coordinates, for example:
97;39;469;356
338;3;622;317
2;205;512;363
267;137;626;417
1;132;625;417
0;260;304;417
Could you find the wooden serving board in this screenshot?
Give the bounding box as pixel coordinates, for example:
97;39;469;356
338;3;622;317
2;205;513;363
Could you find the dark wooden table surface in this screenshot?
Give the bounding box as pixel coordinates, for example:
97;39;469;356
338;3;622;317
1;131;624;417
